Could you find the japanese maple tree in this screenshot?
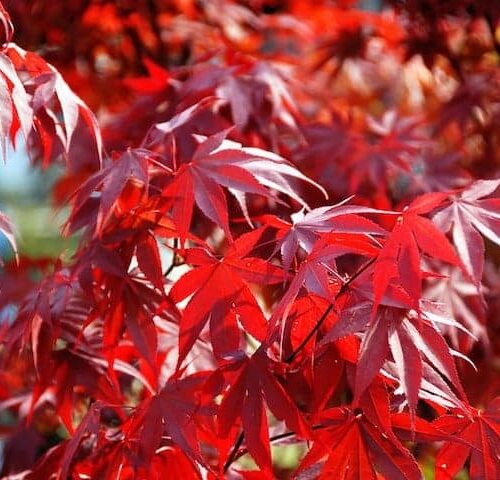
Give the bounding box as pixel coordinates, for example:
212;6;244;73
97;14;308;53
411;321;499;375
0;1;499;479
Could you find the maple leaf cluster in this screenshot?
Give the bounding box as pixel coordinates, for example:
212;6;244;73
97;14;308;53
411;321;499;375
0;1;499;479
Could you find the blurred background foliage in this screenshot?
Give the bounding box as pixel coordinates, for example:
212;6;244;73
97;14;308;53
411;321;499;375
0;145;78;260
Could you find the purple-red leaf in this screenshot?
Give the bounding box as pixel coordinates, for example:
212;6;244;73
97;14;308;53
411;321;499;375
434;179;500;286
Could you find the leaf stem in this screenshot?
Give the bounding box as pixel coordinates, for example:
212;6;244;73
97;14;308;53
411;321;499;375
226;424;327;467
223;431;245;473
163;238;179;277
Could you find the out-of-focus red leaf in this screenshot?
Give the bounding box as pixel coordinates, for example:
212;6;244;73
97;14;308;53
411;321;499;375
0;210;15;263
0;1;13;45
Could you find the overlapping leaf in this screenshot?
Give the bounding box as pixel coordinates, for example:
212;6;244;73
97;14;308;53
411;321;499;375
296;384;422;480
126;373;211;469
162;127;326;241
171;239;285;367
270;236;379;344
216;348;310;476
433;179;500;286
2;43;102;166
0;2;499;480
67;148;152;235
324;300;468;418
434;398;500;480
263;197;386;271
82;245;162;367
373;192;462;309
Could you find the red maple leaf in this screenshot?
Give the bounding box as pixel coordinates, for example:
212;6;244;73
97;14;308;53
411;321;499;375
215;347;310;476
126;373;211;469
434;398;500;480
80;244;164;367
296;383;422;480
66;148;153;235
270;236;379;346
170;238;285;367
262;197;386;271
433;179;500;286
325;298;468;419
4;43;102;166
162;127;326;241
373;192;462;309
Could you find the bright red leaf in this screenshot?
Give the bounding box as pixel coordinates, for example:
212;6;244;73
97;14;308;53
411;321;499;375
373;192;462;309
434;398;500;480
